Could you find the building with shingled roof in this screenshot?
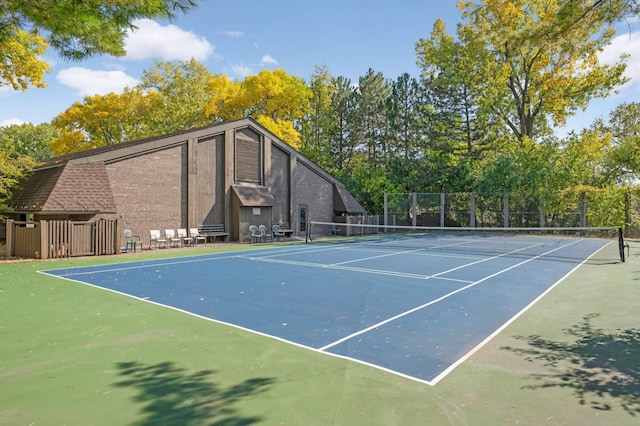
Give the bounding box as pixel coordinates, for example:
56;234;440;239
4;118;365;250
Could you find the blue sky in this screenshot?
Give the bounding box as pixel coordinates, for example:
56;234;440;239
1;0;638;136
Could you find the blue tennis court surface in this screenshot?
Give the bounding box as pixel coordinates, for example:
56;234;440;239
41;236;615;385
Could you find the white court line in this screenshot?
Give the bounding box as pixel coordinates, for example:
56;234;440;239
42;245;328;276
251;239;546;284
318;238;583;352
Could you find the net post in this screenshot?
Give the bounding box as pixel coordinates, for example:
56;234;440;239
618;227;626;262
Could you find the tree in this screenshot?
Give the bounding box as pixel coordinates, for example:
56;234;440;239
205;69;312;148
241;69;312;148
205;74;244;123
416;19;497;159
0;123;56;211
139;59;214;134
0;135;36;211
299;65;335;168
0;123;57;161
1;1;198;209
594;102;640;182
417;0;629;142
50;88;156;154
351;69;390;163
386;73;422;160
326;76;358;171
0;29;49;91
0;0;197;90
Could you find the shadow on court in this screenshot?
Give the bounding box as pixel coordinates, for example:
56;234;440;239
502;313;640;416
113;361;275;425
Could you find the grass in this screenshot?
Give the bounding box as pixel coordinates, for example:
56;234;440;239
1;242;639;425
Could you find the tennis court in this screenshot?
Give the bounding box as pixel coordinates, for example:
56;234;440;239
41;225;624;385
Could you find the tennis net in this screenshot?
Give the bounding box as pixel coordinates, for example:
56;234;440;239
306;221;626;262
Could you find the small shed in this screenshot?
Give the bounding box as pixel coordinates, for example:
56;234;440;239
231;185;278;242
4;162;120;258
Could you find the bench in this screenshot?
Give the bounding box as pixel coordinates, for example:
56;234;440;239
273;223;294;241
198;224;229;243
279;223;294;237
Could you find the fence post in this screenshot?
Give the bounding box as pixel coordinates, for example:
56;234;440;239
440;193;446;227
539;198;545;227
503;195;510;228
40;220;48;259
384;193;388;229
580;193;587;227
6;219;13;257
470;193;476;228
411;193;417;228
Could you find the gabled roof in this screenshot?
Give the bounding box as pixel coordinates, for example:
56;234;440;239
22;118;365;215
232;185;277;207
8;162;117;214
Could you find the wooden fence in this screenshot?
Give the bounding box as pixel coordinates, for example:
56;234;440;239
5;219;120;259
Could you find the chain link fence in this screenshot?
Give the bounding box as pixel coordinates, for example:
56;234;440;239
383;188;640;237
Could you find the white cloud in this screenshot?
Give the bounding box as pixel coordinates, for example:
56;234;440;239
1;118;26;127
125;19;214;61
261;55;278;65
231;63;253;77
56;67;139;96
600;31;640;89
218;30;244;38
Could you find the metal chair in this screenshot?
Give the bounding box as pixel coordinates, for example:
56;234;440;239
177;228;193;246
190;228;207;245
149;229;166;249
164;229;181;247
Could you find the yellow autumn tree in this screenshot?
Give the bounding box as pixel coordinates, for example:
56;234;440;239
205;74;245;122
50;89;156;155
206;69;312;148
0;29;50;91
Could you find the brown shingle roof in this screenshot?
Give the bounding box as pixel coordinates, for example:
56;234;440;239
9;162;117;214
232;185;276;207
334;183;366;214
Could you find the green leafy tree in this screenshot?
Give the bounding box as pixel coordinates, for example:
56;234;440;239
299;65;335;168
139;59;213;134
1;0;197;61
327;76;358;171
594;102;640;182
0;135;36;211
417;0;629;142
0;123;57;161
351;69;391;163
386;73;422;161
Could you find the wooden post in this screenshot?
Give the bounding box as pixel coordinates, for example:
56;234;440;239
6;219;13;257
40;220;48;259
